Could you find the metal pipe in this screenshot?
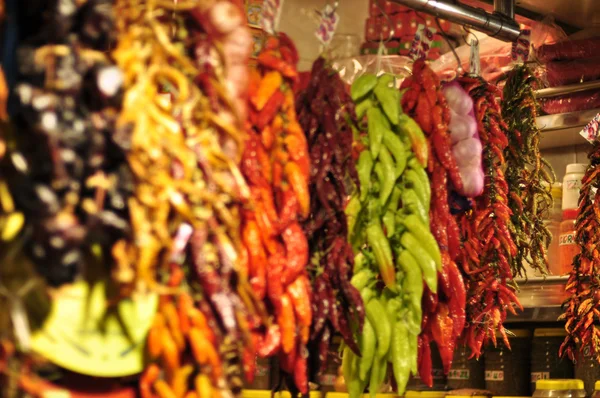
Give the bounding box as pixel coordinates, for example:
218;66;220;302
388;0;521;42
494;0;515;19
535;80;600;98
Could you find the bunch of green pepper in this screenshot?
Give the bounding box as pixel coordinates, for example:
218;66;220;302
343;73;442;397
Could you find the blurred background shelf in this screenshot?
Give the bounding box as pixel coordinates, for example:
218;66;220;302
538;108;598;149
506;276;567;322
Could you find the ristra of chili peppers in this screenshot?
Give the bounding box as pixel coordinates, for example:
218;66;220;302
559;145;600;363
294;57;365;383
242;34;312;395
113;1;259;397
500;65;555;277
400;58;467;385
2;0;132;287
341;72;442;398
455;76;523;358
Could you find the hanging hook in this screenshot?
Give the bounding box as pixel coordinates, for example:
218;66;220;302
436;18;463;75
462;25;479;47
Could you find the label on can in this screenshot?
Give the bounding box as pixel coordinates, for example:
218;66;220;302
559;232;576;246
485;370;504;381
448;369;470;380
432;368;445;380
531;371;550;382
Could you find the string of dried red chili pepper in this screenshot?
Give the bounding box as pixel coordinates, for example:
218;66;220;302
400;58;466;385
295;57;364;381
242;34;312;395
455;76;522;358
559;144;600;363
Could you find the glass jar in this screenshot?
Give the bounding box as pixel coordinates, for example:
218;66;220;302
448;345;485;389
559;209;580;275
531;328;574;392
593;380;600;398
532;379;586;398
575;346;600;396
562;163;587;210
485;329;531;396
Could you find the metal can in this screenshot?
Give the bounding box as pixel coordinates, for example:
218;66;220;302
484;329;531;396
531;328;574;392
448;345;485;389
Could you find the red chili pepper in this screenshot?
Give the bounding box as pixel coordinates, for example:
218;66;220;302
278;188;298;231
267;249;285;310
257;51;298;80
287;274;312;329
418;335;433;388
284;161;310;219
256;90;285;131
280;222;309;286
242;219;267;300
258;324;282;358
294;345;309;395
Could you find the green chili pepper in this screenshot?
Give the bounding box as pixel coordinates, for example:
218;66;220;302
374;74;399;125
351;74;378;101
382;209;395;238
366;299;392;359
366;222;396;290
386;297;401;324
399;114;428;167
378;146;396;207
358;319;376;381
387;185;403;214
361;286;375;305
351;268;375;291
402;188;429;225
403;214;441;269
367;107;389;160
369;354;388;398
343;346;363;398
354;252;366;273
383;130;407;178
405;169;430;211
346;194;361;240
408;332;418;376
355;97;374;119
357;151;374;201
408;158;431;203
398;250;424;335
401;232;437;293
391;322;411;395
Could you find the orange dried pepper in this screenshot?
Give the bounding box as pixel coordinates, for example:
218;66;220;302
278;293;296;354
284;161;310;219
177;294;193;335
171;364;193;398
194;374;212;398
251;70;283;111
154;380;177;398
148;314;166;359
163;301;185;351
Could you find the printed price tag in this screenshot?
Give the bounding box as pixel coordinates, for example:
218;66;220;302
261;0;284;34
580;113;600;143
315;3;339;45
485;370;504;381
409;24;437;60
511;28;531;63
531;372;550;382
448;369;470;380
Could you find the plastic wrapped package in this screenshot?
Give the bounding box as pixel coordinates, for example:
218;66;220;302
331;54;413;85
539;89;600;115
544;57;600;86
536;36;600;63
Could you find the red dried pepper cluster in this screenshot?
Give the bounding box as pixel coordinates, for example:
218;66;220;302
560;144;600;362
242;34;312;394
295;57;365;378
456;76;522;358
401;59;466;384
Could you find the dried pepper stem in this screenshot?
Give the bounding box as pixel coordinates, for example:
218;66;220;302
501;65;555;277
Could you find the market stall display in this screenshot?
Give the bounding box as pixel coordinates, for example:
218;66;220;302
3;0;600;396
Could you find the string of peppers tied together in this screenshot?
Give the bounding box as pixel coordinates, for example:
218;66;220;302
500;65;555;276
401;59;466;383
295;58;365;380
560;145;600;362
455;76;522;357
242;34;313;395
116;1;261;397
342;70;442;397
